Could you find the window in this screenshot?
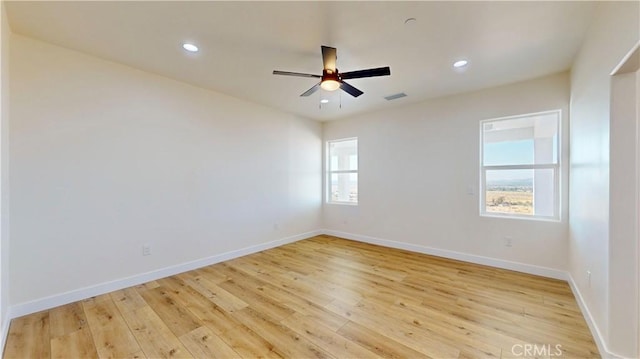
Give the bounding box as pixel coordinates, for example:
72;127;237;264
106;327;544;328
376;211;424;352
327;138;358;204
480;110;560;220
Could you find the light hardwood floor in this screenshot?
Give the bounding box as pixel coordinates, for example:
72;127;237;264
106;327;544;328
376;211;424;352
3;235;599;358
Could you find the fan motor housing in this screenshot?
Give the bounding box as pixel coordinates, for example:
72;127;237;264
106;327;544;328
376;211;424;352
322;69;340;82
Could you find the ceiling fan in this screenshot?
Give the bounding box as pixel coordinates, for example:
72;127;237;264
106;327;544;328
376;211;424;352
273;46;391;98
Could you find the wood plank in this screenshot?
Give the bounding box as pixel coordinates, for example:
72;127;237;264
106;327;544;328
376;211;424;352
214;266;297;321
82;293;113;308
155;276;243;335
227;252;311;277
181;275;248;312
120;305;193;358
50;327;98;359
523;302;590;328
139;286;202;337
256;250;321;276
111;287;148;314
222;261;335;308
82;296;142;358
195;265;232;284
249;281;349;331
326;299;461;358
389;298;504;358
336;321;430;359
49;302;88;339
217;325;283;359
136;281;160;292
231;307;334;359
179;326;241;359
3;311;50;359
281;313;383;359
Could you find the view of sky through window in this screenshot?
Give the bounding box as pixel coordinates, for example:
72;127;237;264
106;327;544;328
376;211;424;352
481;111;559;219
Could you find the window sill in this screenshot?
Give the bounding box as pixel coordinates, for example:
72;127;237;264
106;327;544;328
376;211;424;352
480;213;561;223
326;201;358;206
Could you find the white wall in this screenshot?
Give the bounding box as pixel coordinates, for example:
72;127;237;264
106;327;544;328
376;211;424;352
0;0;10;348
9;35;322;306
610;65;639;357
569;1;640;357
323;72;570;273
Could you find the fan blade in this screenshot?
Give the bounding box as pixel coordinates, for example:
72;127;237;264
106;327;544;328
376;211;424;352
341;66;391;80
300;83;321;97
340;81;364;97
321;46;337;71
273;70;321;78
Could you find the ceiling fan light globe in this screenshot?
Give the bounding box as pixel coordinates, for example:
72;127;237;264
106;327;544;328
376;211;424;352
321;80;340;91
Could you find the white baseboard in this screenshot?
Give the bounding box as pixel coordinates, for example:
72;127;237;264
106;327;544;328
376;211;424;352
0;308;11;356
322;229;568;280
9;230;322;319
567;274;618;359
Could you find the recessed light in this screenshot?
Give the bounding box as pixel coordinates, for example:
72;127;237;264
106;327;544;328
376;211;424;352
453;60;468;68
182;43;199;52
320;99;329;104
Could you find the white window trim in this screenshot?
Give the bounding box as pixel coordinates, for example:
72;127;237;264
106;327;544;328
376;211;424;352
326;137;358;205
479;110;561;221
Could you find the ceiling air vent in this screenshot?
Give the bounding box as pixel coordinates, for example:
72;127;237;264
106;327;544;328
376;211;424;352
384;92;407;101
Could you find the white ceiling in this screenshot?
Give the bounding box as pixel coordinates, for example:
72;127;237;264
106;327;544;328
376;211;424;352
5;1;596;121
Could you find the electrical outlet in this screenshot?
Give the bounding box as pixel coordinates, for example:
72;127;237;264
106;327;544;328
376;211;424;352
504;237;513;247
142;243;151;256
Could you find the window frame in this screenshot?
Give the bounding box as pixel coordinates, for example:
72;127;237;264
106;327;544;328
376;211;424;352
479;110;561;221
326;137;358;205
